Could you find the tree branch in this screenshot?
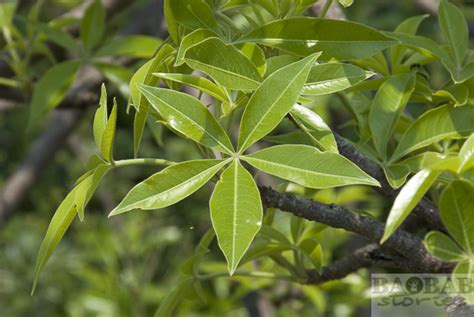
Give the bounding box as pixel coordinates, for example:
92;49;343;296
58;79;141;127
260;186;453;274
333;133;445;231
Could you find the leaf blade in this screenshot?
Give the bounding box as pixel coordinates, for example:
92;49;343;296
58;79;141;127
139;85;234;154
242;145;380;188
238;54;318;152
210;160;263;274
110;160;227;216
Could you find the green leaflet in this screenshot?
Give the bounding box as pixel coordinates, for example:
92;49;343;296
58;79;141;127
0;0;16;28
32;189;77;294
110;159;227;216
100;98;117;162
28;60;80;127
439;0;468;67
240;18;396;61
264;55;300;77
385;31;472;83
440;180;474;254
129;43;175;111
381;169;439;243
80;0;105;51
302;63;373;96
235;42;267;77
242;145;380;188
433;84;469;107
391;105;474;162
95;35;162;58
139;85;234;154
459;134;474;173
175;28;218;66
164;0;217;43
425;231;466;262
369;73;415;161
210;160;263;275
184;37;262;90
390;15;429;69
93;84;107;151
238;54;318;153
130;43;175;157
153;72;228;101
290;104;338;153
74;164;111;221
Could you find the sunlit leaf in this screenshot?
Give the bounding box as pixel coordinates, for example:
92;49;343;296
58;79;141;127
243;145;380;188
139;85;234;154
210;160;263;274
381;169;439;243
425;231;466;262
110;159;227;216
238;54;318;152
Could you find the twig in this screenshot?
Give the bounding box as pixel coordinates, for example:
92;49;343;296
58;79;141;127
259;186;453;274
333;133;445;231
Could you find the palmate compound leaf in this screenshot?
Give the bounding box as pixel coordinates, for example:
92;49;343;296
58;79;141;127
238;53;319;153
139;85;234;154
242;145;380;188
109;159;228;216
239;17;396;61
210;160;263;275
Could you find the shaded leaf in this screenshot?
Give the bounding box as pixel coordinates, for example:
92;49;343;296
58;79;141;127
391;105;474;161
440;180;474;254
369;72;415;160
240;18;396;60
290;104;338;152
184;37;262;90
439;0;468;67
80;0;105;50
425;231;466;262
95;36;162;58
28;60;80;126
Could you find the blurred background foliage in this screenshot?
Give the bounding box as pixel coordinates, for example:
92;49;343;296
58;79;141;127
0;0;473;316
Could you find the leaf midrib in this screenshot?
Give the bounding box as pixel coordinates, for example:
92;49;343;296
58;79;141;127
185;58;261;87
120;162;224;212
243;156;375;185
239;62;308;152
151;95;233;153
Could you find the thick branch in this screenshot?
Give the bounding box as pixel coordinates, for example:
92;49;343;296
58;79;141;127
260;186;453;274
305;244;411;284
334;133;445;231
